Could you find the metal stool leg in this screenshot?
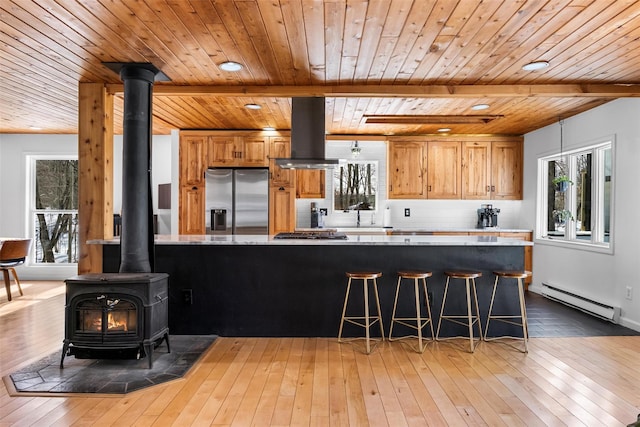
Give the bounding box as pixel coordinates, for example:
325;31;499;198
517;277;529;353
422;277;435;342
471;278;483;341
484;275;500;339
372;278;385;341
388;276;403;340
363;277;371;354
435;276;450;340
337;277;353;343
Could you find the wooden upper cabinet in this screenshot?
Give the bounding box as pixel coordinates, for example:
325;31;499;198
269;136;294;187
208;135;269;167
239;136;269;166
296;170;325;198
491;141;523;200
388;141;427;199
180;135;207;185
389;137;522;200
427;141;461;199
462;141;491;199
208;136;237;166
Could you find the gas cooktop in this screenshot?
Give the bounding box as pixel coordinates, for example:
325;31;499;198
274;231;348;240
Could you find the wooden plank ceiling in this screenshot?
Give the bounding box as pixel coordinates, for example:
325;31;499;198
1;0;640;137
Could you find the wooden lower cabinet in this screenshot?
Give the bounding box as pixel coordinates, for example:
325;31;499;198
179;185;204;234
269;186;295;234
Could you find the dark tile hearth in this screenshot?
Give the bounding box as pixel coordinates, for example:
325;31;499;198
8;335;216;395
526;292;639;337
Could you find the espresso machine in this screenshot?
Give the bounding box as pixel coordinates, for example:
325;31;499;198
477;204;500;229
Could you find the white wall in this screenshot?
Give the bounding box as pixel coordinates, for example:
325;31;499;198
523;99;640;331
0;133;173;280
295;140;524;230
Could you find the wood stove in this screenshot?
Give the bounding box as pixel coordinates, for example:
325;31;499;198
60;63;171;369
60;273;169;369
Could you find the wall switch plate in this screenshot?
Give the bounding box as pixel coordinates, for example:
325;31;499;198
626;286;633;300
404;208;410;217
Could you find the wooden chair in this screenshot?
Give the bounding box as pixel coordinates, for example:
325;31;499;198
0;239;32;301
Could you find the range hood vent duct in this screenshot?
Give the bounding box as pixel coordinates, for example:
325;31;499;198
276;97;338;169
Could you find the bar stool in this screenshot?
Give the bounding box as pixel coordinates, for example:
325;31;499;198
484;270;531;353
435;270;483;352
388;271;434;353
338;271;384;354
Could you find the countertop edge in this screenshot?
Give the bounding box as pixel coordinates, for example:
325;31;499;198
90;235;533;246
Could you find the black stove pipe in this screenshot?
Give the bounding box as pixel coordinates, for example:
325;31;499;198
118;65;156;273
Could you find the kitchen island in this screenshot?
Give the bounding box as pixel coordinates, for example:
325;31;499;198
97;234;532;338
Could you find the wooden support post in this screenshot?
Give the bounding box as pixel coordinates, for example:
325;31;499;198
78;82;114;274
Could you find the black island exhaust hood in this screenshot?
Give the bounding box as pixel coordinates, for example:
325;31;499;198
275;97;339;169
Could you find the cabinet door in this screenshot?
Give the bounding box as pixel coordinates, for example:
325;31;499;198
179;185;205;234
427;141;461;199
296;170;325;198
269;136;294;187
491;141;523;200
208;136;238;166
180;135;207;185
270;186;295;234
241;136;269;166
388;141;427;199
462;141;491;199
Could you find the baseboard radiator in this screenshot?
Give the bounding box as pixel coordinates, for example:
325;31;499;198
541;283;621;323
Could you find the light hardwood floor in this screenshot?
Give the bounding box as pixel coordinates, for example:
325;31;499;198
1;282;639;426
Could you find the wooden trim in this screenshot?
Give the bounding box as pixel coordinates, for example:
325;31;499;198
78;83;113;274
107;84;640;98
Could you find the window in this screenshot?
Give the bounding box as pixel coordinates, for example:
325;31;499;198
333;160;378;211
30;157;79;264
537;140;612;250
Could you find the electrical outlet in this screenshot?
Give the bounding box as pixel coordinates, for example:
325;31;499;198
182;289;193;305
626;286;633;300
404;208;410;217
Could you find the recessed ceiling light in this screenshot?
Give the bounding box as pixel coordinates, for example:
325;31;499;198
438;128;451;133
471;104;490;111
263;126;275;131
245;103;261;110
219;61;243;72
522;60;549;71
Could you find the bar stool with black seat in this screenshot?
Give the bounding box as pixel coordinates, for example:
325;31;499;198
388;270;434;353
435;270;483;352
484;270;531;353
338;271;384;354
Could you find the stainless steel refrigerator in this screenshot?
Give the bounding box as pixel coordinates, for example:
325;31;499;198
205;168;269;235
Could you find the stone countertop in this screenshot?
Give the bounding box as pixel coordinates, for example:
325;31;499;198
388;227;532;233
91;234;533;246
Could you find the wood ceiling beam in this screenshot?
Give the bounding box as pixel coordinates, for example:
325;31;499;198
106;84;640;98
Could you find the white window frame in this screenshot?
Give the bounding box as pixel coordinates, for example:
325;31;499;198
535;138;614;253
27;154;79;265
